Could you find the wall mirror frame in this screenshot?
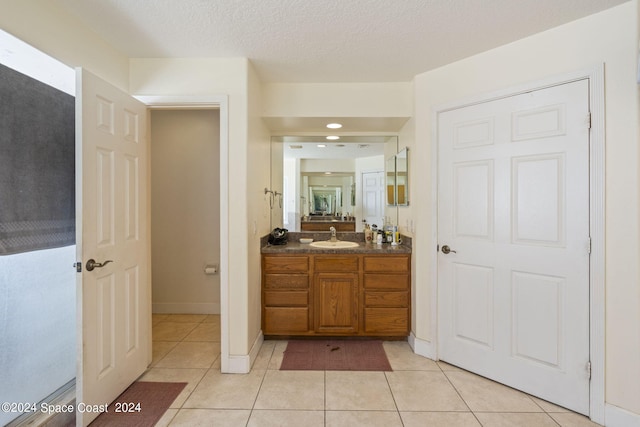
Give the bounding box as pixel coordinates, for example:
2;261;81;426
396;147;409;206
386;147;409;207
270;135;400;231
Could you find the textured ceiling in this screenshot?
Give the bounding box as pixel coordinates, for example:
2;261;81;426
53;0;628;83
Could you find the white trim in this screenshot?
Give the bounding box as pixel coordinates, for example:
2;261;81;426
137;95;231;374
0;29;74;95
430;65;605;423
409;332;436;360
151;302;220;314
226;331;264;374
605;404;640;427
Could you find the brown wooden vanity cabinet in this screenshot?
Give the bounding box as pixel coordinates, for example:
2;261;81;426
262;255;311;334
363;255;411;334
314;255;359;334
262;253;411;337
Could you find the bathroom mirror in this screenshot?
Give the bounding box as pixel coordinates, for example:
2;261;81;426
270;135;398;231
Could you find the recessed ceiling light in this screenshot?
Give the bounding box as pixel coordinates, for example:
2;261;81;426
326;123;342;129
326;136;340;140
317;144;327;148
324;172;332;175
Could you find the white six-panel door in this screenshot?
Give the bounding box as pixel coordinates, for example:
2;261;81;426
362;171;384;227
437;80;590;414
76;69;150;426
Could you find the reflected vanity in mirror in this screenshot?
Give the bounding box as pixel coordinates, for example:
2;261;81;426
270;136;399;232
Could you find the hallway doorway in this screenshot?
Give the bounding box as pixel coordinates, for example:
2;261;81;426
150;109;221;315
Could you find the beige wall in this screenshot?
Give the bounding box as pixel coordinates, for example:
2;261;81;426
0;0;129;91
262;82;412;118
246;61;272;356
129;57;271;357
412;1;640;417
150;109;221;313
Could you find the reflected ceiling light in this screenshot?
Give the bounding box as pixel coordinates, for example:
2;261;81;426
289;145;303;149
326;123;342;129
317;144;327;148
324;172;332;175
326;136;340;140
336;144;345;147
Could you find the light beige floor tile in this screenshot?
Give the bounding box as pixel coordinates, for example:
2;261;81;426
437;361;466;372
137;367;207;408
445;371;541;412
326;410;403;427
202;314;221;323
153;322;200;341
183;322;220;342
475;412;559;426
155;408;178;427
252;340;276;370
169;409;251;426
400;411;481;427
155;341;220;369
164;314;207;323
531;396;572;413
326;371;396;411
153;314;170;325
248;410;324;427
183;369;266;409
386;370;468;412
550;412;603;426
254;370;325;410
383;341;440;371
151;341;179;367
267;341;289;370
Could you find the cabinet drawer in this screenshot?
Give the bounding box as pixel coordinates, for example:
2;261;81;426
363;256;409;272
365;291;409;307
264;291;308;307
363;274;409;290
264;256;309;273
264;307;309;333
264;273;309;289
364;308;409;333
314;255;359;272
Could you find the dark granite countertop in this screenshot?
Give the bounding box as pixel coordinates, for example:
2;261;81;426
261;232;412;254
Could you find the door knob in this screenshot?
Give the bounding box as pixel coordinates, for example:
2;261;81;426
86;259;113;271
441;245;457;254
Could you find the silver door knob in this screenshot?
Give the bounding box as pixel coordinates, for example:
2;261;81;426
86;259;113;271
441;245;457;254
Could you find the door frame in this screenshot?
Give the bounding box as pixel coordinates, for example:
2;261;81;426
134;95;231;372
429;65;605;423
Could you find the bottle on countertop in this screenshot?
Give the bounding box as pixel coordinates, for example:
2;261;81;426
364;224;373;243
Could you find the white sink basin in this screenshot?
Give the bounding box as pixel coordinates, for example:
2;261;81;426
309;240;359;249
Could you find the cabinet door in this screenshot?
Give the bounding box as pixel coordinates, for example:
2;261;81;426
315;273;359;334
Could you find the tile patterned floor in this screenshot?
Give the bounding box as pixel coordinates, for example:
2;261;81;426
142;314;602;427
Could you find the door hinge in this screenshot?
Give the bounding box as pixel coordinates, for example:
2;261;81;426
587;237;592;254
587;112;592;130
586;361;592;379
74;261;82;272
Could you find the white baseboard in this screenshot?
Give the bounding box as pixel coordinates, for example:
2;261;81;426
224;331;264;374
409;332;436;360
152;302;220;314
605;404;640;427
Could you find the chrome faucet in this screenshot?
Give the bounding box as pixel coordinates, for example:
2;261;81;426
329;226;337;242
